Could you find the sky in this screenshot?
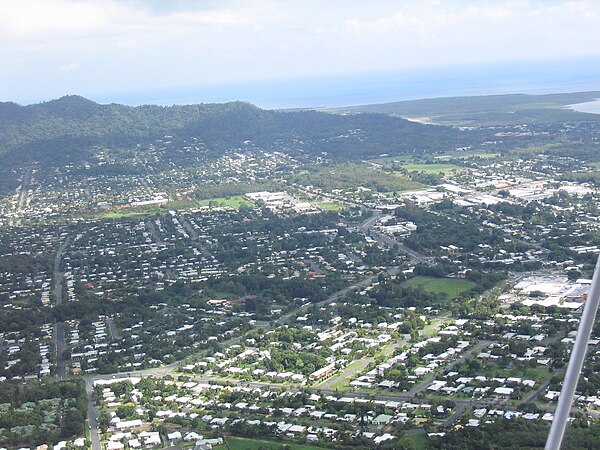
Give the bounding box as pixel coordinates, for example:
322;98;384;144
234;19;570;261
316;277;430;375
1;0;600;107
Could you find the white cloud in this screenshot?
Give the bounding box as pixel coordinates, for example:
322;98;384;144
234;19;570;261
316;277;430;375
59;62;80;72
0;0;112;36
329;0;600;68
0;0;598;103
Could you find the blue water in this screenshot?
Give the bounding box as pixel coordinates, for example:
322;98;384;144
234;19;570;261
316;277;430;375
96;57;600;109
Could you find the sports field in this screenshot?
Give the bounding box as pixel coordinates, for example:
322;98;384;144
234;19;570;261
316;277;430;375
214;436;327;450
401;276;474;298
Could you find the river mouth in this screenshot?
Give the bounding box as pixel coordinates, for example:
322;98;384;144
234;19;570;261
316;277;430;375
568;99;600;114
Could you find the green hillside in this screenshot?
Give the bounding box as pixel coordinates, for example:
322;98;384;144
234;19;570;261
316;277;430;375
323;91;600;126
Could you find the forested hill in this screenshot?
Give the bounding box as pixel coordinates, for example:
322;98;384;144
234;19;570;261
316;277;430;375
0;96;269;154
0;95;473;164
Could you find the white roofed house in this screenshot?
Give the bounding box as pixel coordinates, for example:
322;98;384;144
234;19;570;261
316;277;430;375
140;431;161;447
167;431;182;441
373;414;393;425
115;419;143;430
494;386;514;397
288;425;307;434
184;432;203;441
107;441;124;450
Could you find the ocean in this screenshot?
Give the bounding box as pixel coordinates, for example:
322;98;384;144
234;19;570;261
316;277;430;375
97;58;600;109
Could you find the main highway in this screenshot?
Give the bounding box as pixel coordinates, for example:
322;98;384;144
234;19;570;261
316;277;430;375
360;210;433;265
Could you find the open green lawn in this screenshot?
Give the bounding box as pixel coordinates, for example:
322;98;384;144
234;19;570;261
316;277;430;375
313;200;347;212
94;199;199;219
367;154;416;165
96;209;151;219
402;276;475;298
399;433;429;449
198;195;253;209
207;290;235;299
291;163;424;193
401;163;465;174
214;436;328;450
443;151;501;159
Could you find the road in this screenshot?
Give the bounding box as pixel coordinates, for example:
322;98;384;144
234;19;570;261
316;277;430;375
360;211;383;230
85;318;262;384
86;380;102;450
522;329;567;404
54;236;71;381
319;336;410;391
360;212;433;265
276;271;389;326
145;219;164;245
405;340;492;397
82;178;92;203
79;265;575;444
442;403;468;428
16;168;32;212
313;316;450;392
372;229;433;264
139;176;154;195
177;214;214;260
55;323;66;381
319;358;372;390
82;270;391;443
524;376;557;404
107;317;121;340
294;185;363;209
268;211;430;325
145;219;176;279
83;326;577;439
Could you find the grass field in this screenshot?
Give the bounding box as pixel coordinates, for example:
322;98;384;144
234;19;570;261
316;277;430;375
94;199;200;219
444;151;501;159
401;163;464;174
367;155;416;165
207;290;235;299
291;163;424;193
214;436;327;450
399;433;429;449
402;276;475;298
97;210;152;219
313;200;347;211
198;196;253;209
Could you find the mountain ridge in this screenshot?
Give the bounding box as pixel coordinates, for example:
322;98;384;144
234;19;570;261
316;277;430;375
0;95;475;194
0;95;462;158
